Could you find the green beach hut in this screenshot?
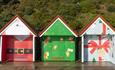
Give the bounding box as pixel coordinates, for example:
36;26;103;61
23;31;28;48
39;15;78;61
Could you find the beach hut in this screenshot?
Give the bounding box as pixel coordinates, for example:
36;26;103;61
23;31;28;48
0;15;36;62
80;15;115;62
39;15;78;61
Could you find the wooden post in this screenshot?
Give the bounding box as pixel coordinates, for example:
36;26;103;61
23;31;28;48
81;35;84;62
0;36;2;62
33;36;35;62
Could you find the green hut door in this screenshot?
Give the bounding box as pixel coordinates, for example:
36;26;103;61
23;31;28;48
42;36;75;61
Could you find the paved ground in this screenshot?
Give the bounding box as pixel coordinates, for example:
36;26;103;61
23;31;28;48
0;62;115;70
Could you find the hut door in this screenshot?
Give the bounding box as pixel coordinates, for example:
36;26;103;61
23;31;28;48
6;36;33;61
43;36;75;61
85;35;111;61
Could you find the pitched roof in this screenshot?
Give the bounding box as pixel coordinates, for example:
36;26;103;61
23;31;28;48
0;15;37;36
39;15;78;37
80;15;115;36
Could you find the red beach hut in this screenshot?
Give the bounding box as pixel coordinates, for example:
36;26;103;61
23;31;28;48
0;15;36;62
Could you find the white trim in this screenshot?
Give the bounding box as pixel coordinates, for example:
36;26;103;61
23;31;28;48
0;36;2;61
81;17;115;36
40;18;77;37
33;36;35;62
0;17;36;36
81;36;84;62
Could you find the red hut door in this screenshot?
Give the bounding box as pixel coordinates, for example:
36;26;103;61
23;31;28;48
6;36;33;61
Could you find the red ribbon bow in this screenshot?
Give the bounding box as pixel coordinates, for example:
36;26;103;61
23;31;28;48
85;36;110;54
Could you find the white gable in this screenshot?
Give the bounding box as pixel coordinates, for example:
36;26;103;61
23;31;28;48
84;17;115;35
1;17;32;35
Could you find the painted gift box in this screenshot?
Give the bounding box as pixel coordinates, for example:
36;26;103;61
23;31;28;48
80;15;115;62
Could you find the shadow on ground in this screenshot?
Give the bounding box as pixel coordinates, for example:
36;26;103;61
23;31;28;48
0;62;115;70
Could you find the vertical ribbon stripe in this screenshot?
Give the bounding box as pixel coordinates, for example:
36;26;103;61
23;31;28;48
103;23;106;35
98;35;102;48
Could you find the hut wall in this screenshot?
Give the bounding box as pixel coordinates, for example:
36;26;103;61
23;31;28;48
110;35;115;64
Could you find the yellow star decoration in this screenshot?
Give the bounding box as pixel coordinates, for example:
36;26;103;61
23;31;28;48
53;45;57;50
66;48;73;57
44;51;49;59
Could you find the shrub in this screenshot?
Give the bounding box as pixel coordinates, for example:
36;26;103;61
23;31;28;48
107;4;115;12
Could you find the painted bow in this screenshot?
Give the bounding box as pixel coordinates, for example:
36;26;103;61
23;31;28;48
85;36;110;54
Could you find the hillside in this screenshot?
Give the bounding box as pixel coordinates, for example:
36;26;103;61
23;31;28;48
0;0;115;33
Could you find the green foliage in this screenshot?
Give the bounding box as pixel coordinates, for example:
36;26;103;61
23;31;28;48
0;0;114;33
24;7;34;15
107;4;115;12
104;13;115;27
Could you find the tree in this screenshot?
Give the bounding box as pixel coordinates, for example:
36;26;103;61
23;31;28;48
0;0;114;33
